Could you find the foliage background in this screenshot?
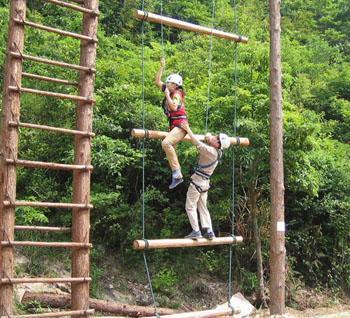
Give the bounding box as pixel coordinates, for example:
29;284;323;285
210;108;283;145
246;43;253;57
0;0;349;306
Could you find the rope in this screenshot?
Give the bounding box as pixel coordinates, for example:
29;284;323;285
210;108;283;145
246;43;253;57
160;0;165;73
228;0;239;313
140;1;160;316
205;0;216;133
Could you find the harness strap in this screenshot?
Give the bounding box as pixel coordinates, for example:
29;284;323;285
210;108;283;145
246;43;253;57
194;170;210;180
170;115;187;120
190;180;209;193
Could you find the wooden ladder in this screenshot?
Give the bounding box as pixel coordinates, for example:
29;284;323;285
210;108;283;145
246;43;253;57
0;0;99;316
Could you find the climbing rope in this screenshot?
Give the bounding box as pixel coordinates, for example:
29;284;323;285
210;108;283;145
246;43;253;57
228;0;239;313
205;0;216;133
140;0;160;316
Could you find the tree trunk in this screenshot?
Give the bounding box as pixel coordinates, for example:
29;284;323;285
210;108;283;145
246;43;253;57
248;184;267;307
22;292;178;317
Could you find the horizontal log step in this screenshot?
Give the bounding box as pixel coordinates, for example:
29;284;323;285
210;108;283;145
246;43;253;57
9;86;95;103
145;306;239;318
22;72;78;86
0;241;92;248
8;121;95;137
15;225;71;232
4;200;93;209
135;10;248;43
0;277;91;284
133;236;243;250
6;159;93;171
0;309;94;318
14;19;97;42
132;128;250;147
10;51;96;73
45;0;99;16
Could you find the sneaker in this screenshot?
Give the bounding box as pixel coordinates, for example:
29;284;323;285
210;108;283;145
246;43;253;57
169;177;184;189
185;230;202;240
203;229;215;240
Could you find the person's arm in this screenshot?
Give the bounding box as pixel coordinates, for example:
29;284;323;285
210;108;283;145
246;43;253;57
155;58;165;89
180;122;200;146
164;90;181;111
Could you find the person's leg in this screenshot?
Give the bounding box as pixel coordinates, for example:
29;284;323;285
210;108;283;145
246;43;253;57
198;191;215;239
185;184;201;238
161;127;186;188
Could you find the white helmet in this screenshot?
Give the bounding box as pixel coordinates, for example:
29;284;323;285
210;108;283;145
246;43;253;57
219;133;230;149
166;74;183;87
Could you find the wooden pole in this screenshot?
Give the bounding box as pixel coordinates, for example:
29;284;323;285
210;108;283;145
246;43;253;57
134;10;248;43
15;225;71;232
131;129;250;147
0;241;92;248
6;159;93;171
71;0;98;315
0;309;94;318
269;0;285;314
133;236;243;250
45;0;99;16
0;0;26;314
22;72;78;86
0;277;91;284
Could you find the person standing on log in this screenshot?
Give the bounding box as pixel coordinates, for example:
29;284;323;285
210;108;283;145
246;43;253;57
179;122;231;239
155;58;188;189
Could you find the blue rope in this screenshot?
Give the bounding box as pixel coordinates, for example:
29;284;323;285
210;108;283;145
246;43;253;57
140;1;160;316
228;0;239;312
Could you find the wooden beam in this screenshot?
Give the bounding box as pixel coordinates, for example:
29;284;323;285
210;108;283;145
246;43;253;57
134;10;248;43
3;200;93;209
0;241;92;248
15;225;70;232
0;277;91;284
143;306;240;318
6;159;93;171
133;236;243;250
132;128;250;147
22;72;78;86
45;0;99;16
0;309;94;318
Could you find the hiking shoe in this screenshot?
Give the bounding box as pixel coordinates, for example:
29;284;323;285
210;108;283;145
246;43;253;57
185;230;202;240
203;230;215;240
169;177;184;189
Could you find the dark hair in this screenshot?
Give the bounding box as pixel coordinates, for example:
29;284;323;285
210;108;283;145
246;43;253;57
175;86;185;97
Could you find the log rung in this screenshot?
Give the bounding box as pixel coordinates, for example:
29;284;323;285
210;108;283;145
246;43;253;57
10;51;96;73
3;200;93;209
8;121;95;137
5;158;93;171
9;86;95;103
132;128;250;147
22;72;78;86
15;225;71;232
0;309;94;318
45;0;99;16
135;10;248;43
0;241;92;248
0;277;91;284
133;236;243;250
14;18;97;42
144;306;240;318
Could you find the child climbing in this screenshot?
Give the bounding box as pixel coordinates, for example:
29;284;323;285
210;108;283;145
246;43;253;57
155;58;188;189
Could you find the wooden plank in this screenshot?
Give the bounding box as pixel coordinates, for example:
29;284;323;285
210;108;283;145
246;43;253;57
134;10;248;43
6;159;93;171
133;236;243;250
132;128;250;147
13;19;97;42
22;72;78;86
8;121;95;137
10;51;96;73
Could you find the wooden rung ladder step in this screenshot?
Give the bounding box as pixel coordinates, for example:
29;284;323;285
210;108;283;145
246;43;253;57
8;121;95;137
13;19;97;42
45;0;99;16
0;309;95;318
0;241;92;248
5;159;93;171
3;200;93;209
10;51;96;73
135;10;248;43
15;225;70;232
0;277;91;284
8;86;95;103
133;236;243;250
22;72;78;86
132;128;250;147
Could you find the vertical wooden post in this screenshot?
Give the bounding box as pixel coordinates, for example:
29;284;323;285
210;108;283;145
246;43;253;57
0;0;26;314
71;0;98;315
269;0;285;314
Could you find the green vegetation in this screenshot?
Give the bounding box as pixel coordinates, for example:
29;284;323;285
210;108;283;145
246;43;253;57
0;0;349;307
